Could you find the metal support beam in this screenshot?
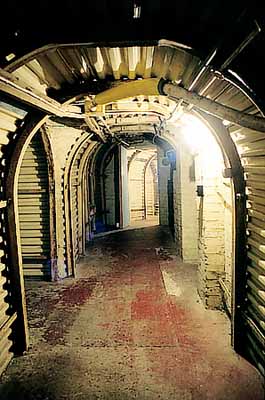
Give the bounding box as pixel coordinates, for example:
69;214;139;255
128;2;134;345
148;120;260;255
92;78;265;133
111;125;155;133
104;116;160;126
161;81;265;132
85;117;107;142
0;72;83;118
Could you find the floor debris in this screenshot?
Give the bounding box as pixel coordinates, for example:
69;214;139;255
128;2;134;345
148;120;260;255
0;226;263;399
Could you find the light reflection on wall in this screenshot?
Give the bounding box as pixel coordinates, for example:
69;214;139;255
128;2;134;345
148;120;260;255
179;114;224;178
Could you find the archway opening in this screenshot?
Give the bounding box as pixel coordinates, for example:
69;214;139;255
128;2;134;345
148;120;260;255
128;146;159;228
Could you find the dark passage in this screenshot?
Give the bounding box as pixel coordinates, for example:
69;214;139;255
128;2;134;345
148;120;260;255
0;227;263;399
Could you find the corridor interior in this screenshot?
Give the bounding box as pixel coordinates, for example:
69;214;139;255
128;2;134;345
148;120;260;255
0;28;264;399
0;225;263;400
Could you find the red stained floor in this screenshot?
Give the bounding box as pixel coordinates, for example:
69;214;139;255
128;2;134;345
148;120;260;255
0;226;264;399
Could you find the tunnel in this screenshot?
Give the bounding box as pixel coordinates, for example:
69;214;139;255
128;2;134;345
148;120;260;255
0;2;264;399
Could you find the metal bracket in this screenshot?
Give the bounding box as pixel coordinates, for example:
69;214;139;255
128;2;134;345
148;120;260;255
222;168;233;178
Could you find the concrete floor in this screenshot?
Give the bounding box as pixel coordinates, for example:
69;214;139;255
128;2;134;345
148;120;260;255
0;226;264;399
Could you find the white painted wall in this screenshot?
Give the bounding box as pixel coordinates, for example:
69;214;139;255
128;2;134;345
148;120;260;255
167;117;233;310
120;146;130;228
46;123;83;278
174;140;198;263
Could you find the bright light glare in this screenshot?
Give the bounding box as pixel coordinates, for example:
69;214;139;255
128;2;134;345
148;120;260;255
180;114;224;176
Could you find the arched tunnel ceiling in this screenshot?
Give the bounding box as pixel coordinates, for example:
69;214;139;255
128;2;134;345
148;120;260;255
0;1;265;103
3;43;262;120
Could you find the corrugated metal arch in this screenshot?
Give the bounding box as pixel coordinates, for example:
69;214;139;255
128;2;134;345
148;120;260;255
77;141;101;255
5;111;48;355
63;133;98;276
0;99;32;372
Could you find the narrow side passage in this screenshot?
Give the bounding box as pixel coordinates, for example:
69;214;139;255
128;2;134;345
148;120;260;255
0;227;263;400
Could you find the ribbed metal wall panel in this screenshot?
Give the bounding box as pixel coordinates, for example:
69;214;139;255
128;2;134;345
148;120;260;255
0;102;26;375
104;153;116;226
71;159;79;261
18;132;51;280
231;126;265;376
